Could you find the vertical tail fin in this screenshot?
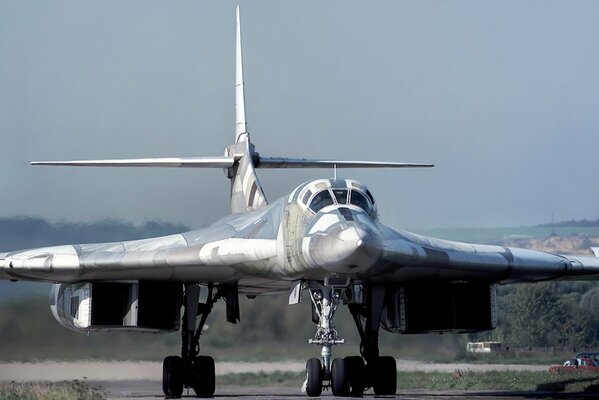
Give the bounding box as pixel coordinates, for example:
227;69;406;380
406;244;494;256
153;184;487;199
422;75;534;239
228;6;268;213
235;5;248;144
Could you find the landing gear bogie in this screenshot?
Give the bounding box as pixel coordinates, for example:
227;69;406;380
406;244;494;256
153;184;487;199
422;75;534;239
163;283;230;398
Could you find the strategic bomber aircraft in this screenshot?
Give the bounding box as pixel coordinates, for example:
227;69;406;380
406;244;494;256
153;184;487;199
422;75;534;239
2;6;599;399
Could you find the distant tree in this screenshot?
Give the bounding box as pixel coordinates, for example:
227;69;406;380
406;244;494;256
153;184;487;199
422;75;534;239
575;287;599;346
498;283;566;347
537;218;599;228
496;282;599;349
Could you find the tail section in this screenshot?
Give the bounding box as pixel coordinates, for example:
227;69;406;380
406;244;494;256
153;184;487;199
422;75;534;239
227;6;268;213
31;6;433;216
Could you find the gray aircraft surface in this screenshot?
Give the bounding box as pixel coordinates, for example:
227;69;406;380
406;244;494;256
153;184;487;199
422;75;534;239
2;6;599;399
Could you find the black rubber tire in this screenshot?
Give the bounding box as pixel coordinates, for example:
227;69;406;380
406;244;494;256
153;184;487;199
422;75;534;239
331;358;350;396
372;356;397;395
162;355;184;398
305;358;323;397
192;355;216;398
344;356;365;397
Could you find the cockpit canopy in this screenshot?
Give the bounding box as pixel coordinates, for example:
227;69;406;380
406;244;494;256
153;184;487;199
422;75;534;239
292;179;376;216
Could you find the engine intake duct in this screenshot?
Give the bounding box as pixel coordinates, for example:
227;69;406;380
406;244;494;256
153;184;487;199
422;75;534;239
382;281;496;334
50;281;182;333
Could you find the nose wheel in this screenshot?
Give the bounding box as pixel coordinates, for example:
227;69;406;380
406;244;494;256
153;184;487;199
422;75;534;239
304;358;323;397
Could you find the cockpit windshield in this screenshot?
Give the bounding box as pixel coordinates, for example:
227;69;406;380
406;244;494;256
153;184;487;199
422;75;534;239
299;179;376;216
309;190;334;213
350;190;372;213
308;188;373;214
332;189;348;204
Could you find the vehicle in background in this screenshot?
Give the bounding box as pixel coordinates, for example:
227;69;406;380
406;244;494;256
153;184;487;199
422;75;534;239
575;352;599;364
549;356;599;373
466;341;503;353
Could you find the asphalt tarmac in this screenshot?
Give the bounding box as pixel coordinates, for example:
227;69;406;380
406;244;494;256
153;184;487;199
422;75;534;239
0;360;548;381
90;380;599;400
2;362;597;399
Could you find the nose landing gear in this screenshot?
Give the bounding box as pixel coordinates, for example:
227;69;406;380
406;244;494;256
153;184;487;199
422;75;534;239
302;282;397;397
303;284;345;396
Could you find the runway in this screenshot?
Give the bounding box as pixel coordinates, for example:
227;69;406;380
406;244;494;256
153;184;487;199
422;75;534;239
4;361;595;399
90;380;599;400
0;360;548;381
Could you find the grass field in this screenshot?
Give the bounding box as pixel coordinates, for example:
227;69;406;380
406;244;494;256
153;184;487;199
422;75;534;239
456;350;573;366
218;370;599;393
392;370;599;392
0;381;103;400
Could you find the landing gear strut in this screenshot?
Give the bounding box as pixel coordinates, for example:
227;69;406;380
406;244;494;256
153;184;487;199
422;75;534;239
163;284;223;398
304;284;345;396
348;284;397;395
302;282;396;397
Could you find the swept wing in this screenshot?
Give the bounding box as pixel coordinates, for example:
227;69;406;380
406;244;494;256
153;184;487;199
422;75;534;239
372;225;599;283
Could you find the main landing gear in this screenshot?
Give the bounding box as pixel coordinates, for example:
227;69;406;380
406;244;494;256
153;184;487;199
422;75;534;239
302;282;397;397
162;283;239;398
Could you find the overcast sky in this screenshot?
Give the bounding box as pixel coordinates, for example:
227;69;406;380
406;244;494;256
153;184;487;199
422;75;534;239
1;1;598;231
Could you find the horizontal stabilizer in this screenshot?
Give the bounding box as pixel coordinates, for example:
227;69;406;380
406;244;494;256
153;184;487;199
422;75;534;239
31;157;235;168
31;155;434;170
257;157;434;169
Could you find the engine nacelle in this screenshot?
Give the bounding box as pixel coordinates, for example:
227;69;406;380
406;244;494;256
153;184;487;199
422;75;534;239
382;281;496;334
50;281;182;333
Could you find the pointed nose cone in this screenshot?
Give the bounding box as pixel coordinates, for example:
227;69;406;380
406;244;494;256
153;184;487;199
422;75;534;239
309;224;382;273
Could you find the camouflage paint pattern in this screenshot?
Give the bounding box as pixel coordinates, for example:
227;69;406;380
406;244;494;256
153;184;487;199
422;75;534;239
2;176;599;297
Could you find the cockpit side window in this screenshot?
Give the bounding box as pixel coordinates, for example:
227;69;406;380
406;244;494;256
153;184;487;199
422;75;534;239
332;189;348;204
350;190;372;213
302;190;313;205
310;190;334;213
366;189;375;205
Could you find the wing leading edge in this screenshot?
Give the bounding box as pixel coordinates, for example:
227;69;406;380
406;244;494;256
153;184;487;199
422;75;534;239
0;199;289;294
373;226;599;284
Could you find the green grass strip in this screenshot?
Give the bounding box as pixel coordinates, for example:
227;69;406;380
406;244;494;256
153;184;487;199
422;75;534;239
0;381;104;400
217;370;599;393
395;370;599;392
